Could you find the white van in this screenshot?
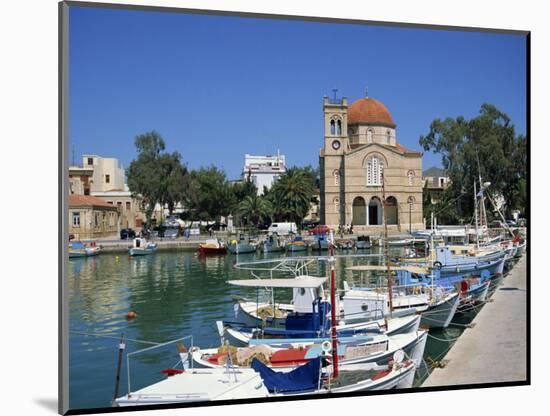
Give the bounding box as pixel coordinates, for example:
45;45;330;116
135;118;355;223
268;222;298;235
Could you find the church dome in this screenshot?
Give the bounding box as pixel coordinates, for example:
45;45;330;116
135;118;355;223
348;97;396;127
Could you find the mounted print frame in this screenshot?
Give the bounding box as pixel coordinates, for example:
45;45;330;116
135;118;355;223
59;1;530;414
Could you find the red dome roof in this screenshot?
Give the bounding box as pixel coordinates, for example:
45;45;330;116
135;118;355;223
348;97;395;127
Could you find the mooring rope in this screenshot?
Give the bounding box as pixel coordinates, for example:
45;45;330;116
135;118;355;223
427;333;462;343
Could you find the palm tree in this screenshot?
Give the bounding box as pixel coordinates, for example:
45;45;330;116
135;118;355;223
237;195;272;228
270;168;315;226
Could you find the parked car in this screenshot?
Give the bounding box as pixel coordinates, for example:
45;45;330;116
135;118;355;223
309;225;332;235
164;227;179;239
267;222;298;235
302;220;319;230
120;228;136;240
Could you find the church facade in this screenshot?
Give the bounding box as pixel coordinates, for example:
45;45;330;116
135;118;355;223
319;93;424;233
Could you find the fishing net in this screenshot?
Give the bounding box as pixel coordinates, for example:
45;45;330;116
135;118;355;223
256;305;287;319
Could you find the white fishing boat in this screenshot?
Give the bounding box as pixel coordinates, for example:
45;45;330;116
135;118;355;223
128;237;157;256
192;329;427;371
222;275;421;346
345;265;459;329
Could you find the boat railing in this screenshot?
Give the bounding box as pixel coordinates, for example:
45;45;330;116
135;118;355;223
125;335;194;399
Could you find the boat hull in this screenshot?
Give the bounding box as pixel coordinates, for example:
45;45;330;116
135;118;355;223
285;244;308;252
129;248;156;256
199;246;227;255
417;292;460;329
227;244;256;254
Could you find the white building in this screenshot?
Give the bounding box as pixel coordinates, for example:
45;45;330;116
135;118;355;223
81;154;126;192
243;152;286;195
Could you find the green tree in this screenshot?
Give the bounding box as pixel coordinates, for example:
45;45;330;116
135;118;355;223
127;131;166;228
159;152;189;215
237;194;272;228
419;104;526;222
127;131;189;226
268;167;316;226
185;166;229;221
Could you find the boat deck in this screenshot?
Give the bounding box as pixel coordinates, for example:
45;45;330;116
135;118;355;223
423;255;527;386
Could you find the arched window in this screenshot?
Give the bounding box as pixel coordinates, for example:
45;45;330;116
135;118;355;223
367;129;373;143
330;120;335;135
366;156;384;186
407;170;415;186
334;170;340;186
387;130;391;144
334;198;340;213
336;120;342;136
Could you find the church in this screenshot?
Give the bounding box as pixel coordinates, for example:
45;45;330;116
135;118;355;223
319;91;424;234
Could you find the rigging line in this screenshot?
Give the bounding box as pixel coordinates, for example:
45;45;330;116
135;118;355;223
427;333;463;343
70;331;160;345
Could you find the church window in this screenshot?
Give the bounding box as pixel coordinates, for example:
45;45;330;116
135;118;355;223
330;120;335;135
334;198;340;213
367;129;373;143
407;170;414;186
387;130;391;144
334;170;340;186
336;120;342;135
367;156;384;186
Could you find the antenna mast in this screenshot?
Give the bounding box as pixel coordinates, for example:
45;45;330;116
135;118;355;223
382;172;393;314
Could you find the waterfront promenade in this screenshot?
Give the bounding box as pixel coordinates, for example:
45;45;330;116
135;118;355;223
423;255;527;386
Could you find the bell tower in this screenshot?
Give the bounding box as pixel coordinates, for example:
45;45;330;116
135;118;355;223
320;93;348;227
323;94;348;155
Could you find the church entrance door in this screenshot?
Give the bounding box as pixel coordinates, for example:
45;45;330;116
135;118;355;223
368;197;382;225
352;197;366;225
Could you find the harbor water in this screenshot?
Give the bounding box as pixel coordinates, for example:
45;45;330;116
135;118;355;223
68;249;482;410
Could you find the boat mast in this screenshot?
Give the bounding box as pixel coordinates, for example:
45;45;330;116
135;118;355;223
474;180;479;249
382;172;393;314
328;231;339;379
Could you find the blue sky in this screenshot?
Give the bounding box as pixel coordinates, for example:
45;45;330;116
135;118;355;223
69;6;526;179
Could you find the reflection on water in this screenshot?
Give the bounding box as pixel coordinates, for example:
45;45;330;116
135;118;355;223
68;248;477;409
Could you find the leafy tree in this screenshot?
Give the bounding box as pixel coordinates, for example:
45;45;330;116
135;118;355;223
237;194;272;228
185;166;229;221
159;152;189;215
127;131;167;228
419;104;527;222
127;131;189;227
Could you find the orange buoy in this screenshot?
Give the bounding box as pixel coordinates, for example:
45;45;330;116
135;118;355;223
126;311;137;320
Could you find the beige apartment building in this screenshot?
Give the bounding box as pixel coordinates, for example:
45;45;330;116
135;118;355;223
69;195;119;239
319;92;424;234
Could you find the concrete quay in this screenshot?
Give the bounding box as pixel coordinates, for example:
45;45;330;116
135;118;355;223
423;255;527;387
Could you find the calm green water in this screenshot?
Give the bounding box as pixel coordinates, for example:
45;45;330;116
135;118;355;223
68;249;479;410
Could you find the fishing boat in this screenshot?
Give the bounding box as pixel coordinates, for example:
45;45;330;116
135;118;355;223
192;329;427;372
336;239;354;250
128;237;157;256
345;265;460;329
227;234;257;254
115;347;418;406
310;234;330;251
355;235;371;249
221;275;421;346
263;234;285;253
285;236;308;252
199;239;227;255
68;241;100;258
